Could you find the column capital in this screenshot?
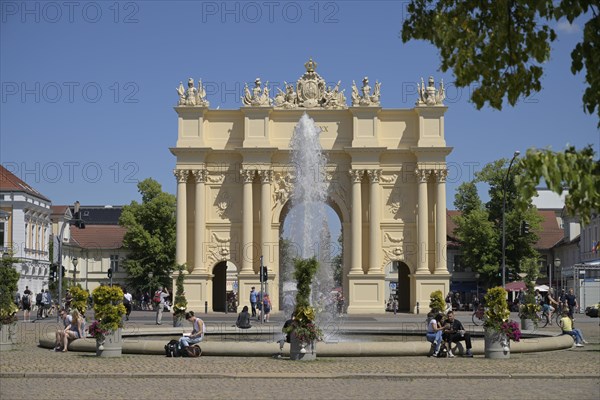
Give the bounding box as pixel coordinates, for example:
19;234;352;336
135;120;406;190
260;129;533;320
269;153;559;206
367;169;381;183
433;169;448;183
240;169;256;183
174;169;189;183
258;170;272;183
191;169;207;183
415;168;431;183
349;169;364;183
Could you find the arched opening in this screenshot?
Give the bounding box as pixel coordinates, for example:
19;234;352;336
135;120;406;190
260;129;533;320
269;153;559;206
397;261;411;312
278;199;343;314
212;261;227;312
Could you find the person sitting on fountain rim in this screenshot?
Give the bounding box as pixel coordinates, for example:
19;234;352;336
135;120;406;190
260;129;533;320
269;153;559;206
276;314;295;358
442;311;473;358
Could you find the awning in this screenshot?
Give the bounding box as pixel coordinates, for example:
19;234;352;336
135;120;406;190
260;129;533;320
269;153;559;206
504;281;526;292
535;284;550;292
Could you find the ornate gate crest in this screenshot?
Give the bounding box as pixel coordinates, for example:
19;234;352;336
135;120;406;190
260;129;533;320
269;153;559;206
296;58;326;108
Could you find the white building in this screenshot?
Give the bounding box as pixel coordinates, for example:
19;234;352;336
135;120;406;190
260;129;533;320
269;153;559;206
0;165;52;294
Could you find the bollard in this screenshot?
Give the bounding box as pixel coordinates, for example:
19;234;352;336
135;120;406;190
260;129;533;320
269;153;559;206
417;302;420;314
205;301;208;314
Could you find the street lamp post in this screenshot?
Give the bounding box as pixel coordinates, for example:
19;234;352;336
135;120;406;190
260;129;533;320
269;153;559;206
72;257;78;284
501;151;520;288
552;257;561;292
475;272;480;301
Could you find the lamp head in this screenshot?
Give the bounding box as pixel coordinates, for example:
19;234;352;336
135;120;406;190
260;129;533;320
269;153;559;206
513;150;520;157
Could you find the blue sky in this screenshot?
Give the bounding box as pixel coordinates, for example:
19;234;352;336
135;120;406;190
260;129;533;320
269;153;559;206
1;0;598;214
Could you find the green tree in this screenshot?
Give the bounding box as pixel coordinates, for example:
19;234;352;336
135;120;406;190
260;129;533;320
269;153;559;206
452;159;541;287
453;188;499;287
516;145;600;225
0;253;20;324
119;178;176;293
331;234;343;287
401;0;599;124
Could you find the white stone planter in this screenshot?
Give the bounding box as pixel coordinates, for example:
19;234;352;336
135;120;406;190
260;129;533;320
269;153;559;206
96;328;122;357
484;328;510;359
290;333;316;361
520;318;535;331
0;323;17;351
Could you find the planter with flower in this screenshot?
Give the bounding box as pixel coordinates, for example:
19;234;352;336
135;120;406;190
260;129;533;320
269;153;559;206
518;257;541;330
0;253;20;351
283;257;323;361
172;264;188;327
90;285;126;357
483;286;521;359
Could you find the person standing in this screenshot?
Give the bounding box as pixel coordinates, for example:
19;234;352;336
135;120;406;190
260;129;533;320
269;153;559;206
249;287;258;317
42;289;51;319
123;289;133;321
22;286;32;322
35;290;44;320
155;286;169;325
565;288;578;318
392;298;398;315
263;293;272;322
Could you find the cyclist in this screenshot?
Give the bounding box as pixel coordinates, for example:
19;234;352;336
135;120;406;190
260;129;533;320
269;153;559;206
544;288;560;325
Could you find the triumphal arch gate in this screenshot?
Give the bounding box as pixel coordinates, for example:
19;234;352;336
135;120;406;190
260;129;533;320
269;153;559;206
170;60;451;314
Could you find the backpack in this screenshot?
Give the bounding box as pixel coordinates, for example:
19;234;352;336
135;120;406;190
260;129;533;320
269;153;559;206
183;345;202;357
22;294;30;306
164;340;183;357
153;291;162;303
123;295;130;305
36;293;43;304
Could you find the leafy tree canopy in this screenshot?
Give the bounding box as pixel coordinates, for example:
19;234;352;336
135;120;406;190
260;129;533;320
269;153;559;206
516;145;600;225
401;0;599;125
119;178;176;293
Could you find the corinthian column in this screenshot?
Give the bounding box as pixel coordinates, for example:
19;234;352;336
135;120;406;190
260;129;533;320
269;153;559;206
367;169;382;273
174;169;188;266
192;169;207;273
349;169;363;274
416;168;429;274
241;169;255;273
434;169;448;274
259;170;272;264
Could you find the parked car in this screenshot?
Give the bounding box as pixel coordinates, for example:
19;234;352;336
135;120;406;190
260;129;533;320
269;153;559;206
585;303;599;318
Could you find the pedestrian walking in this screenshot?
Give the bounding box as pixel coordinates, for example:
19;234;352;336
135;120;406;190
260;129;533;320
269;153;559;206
249;287;257;317
42;289;51;319
22;286;32;322
565;288;578;318
123;289;133;321
392;298;398;315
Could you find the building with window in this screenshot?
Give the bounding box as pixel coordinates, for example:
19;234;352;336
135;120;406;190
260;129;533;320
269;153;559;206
51;205;128;292
0;165;52;294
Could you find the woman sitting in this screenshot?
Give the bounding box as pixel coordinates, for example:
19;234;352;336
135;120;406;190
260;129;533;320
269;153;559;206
179;311;205;348
62;309;84;352
236;305;252;329
425;312;445;357
559;311;588;347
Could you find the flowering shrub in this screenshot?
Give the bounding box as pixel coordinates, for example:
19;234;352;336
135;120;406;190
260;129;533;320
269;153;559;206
0;303;18;325
500;320;521;342
87;320;109;340
483;287;511;332
92;285;126;333
518;303;540;321
286;320;323;343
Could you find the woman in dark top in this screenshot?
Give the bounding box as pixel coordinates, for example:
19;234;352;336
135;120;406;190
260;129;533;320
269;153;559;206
236;305;252;329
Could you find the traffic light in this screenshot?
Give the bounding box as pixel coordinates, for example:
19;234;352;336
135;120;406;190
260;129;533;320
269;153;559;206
49;264;57;282
61;265;66;277
520;220;530;235
260;266;268;283
107;267;113;279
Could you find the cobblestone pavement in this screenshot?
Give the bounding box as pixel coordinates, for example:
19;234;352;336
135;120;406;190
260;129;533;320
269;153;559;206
1;313;599;400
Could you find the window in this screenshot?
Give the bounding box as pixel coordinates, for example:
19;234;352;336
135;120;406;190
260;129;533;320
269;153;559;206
110;255;119;272
453;255;464;272
0;222;4;249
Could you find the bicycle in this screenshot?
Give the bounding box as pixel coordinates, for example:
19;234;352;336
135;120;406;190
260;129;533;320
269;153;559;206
472;306;485;326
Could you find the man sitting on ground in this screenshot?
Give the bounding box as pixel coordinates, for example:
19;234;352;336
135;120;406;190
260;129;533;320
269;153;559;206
442;311;474;358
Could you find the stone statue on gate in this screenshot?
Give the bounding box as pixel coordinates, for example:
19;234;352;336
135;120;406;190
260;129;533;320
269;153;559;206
177;78;209;107
416;76;445;106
